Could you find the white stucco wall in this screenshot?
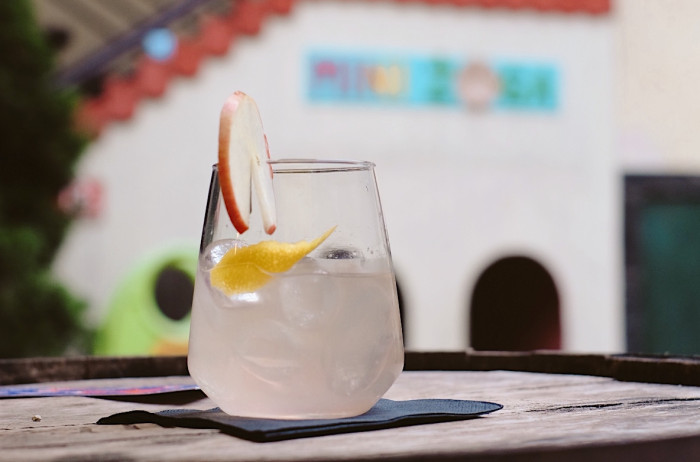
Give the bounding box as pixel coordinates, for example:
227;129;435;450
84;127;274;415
616;0;700;174
54;1;625;351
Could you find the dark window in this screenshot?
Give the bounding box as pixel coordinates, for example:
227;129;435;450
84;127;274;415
154;266;194;322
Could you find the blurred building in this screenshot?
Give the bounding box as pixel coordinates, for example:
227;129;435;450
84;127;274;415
35;0;700;354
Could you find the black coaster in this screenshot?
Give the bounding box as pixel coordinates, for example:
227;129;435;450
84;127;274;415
98;398;502;442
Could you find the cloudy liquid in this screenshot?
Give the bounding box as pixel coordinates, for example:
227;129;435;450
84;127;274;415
188;250;404;419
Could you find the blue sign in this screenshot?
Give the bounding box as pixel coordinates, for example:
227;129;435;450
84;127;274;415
307;51;559;111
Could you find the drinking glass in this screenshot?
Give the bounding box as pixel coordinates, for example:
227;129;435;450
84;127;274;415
188;160;404;419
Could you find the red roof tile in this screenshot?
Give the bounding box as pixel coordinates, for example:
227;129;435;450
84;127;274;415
73;0;610;138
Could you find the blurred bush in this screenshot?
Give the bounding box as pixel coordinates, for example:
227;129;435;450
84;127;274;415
0;0;91;357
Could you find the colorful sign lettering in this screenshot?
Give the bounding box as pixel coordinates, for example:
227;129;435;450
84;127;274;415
307;51;559;111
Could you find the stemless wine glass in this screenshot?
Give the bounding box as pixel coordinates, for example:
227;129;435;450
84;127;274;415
188;160;404;419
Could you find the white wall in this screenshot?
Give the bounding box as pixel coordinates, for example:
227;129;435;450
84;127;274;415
54;1;622;351
616;0;700;173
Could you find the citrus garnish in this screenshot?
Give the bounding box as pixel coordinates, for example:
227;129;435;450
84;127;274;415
210;227;335;295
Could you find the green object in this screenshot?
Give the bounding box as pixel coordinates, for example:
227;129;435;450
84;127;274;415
93;246;197;356
639;204;700;355
0;0;89;357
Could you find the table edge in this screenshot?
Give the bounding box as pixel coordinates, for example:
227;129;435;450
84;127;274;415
1;351;699;386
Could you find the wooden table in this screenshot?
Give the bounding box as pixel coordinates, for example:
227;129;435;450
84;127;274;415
2;352;700;461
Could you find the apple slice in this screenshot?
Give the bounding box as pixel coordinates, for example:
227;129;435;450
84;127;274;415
218;91;276;234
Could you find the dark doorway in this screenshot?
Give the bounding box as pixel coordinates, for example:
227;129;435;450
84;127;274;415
625;175;700;355
470;256;561;351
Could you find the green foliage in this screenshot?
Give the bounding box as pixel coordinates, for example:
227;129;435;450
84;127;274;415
0;0;90;357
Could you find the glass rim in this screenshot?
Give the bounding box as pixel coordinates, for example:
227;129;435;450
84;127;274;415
212;159;374;173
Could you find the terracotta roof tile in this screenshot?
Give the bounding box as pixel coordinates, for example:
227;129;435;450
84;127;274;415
73;0;610;138
134;56;173;97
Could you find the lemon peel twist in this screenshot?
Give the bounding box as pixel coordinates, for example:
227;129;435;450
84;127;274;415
210;227;336;295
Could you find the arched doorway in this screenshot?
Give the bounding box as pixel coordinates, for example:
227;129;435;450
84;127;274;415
469;256;561;351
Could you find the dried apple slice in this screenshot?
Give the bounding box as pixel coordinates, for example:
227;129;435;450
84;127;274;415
218;91;276;235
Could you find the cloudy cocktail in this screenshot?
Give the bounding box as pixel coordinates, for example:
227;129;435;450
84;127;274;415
187;93;404;419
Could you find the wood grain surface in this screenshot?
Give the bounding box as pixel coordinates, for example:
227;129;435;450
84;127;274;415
2;370;700;461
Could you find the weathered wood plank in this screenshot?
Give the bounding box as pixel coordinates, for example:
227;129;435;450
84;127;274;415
404;351;700;386
0;356;189;385
3;352;699;387
1;371;700;461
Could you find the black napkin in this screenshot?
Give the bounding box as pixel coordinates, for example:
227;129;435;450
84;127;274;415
97;398;502;442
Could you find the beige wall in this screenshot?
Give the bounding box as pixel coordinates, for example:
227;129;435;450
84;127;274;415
617;0;700;172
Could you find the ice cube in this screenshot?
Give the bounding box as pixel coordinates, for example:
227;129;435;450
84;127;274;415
323;277;398;396
201;239;247;271
237;320;304;384
325;335;391;396
317;247;366;273
322;247;362;260
200;239;260;309
206;274;265;310
276;262;341;329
